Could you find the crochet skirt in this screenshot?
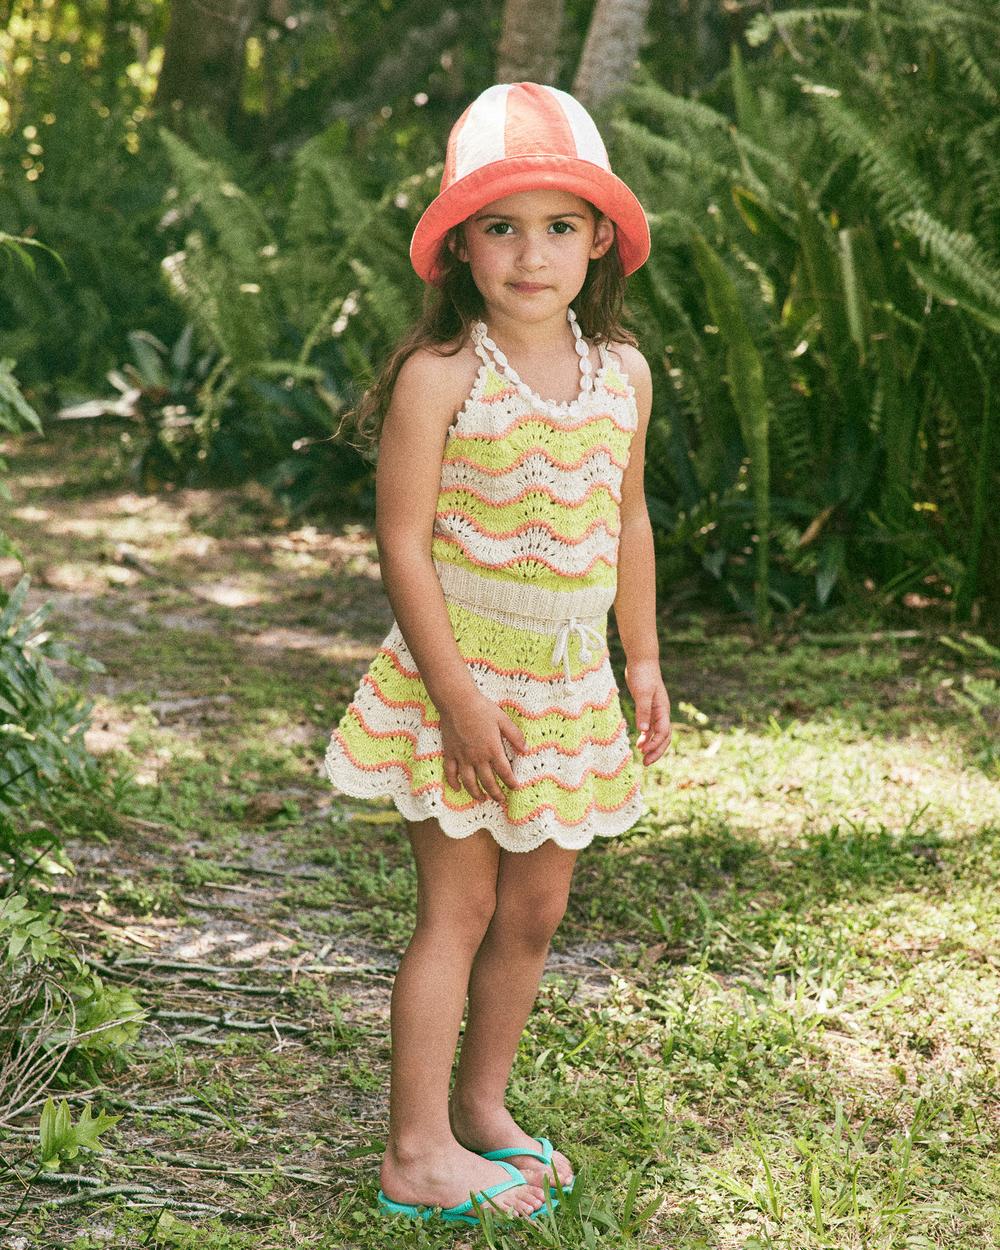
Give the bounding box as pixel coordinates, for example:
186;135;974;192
323;567;647;853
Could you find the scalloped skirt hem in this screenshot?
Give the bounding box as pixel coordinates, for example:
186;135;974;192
322;598;649;853
324;742;648;854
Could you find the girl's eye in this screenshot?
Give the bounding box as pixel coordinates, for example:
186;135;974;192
484;222;575;235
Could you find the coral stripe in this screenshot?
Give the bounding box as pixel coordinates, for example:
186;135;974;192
505;83;577;158
470;362;632;415
436;507;620;545
361;669;622;722
443;443;629;475
432;534;617;577
330;728;641;809
437;478;621;509
472;359;634;409
344;701;628;757
377;639;609;684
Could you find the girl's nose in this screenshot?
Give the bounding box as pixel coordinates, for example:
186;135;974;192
517;236;546;269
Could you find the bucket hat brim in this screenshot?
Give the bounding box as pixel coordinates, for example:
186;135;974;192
409;153;651;287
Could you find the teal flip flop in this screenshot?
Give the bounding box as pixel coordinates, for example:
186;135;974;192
377;1159;552;1226
478;1135;575;1198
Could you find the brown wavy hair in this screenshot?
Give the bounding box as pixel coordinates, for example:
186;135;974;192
332;203;639;454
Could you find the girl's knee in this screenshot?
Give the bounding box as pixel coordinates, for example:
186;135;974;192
416;887;497;949
493;891;568;948
408;820;501;949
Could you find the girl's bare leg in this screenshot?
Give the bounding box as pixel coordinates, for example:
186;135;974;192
449;837;579;1191
378;816;546;1217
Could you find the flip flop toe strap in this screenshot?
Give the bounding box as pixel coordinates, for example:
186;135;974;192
447;1160;529;1216
480;1136;554;1166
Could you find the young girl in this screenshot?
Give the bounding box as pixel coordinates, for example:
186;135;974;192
324;81;672;1226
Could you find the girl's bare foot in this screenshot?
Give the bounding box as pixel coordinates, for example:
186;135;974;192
380;1138;547;1218
450;1101;575;1193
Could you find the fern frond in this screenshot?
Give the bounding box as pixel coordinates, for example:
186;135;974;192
746;7;866;48
900;209;1000;332
814;97;933;224
623;81;736;138
158;129;275;272
935;24;1000;105
613;120;740;185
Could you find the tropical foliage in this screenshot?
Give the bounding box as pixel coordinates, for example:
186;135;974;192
0;892;144;1129
616;0;999;618
1;0;996;621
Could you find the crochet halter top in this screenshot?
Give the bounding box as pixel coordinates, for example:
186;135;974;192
429;308;639;678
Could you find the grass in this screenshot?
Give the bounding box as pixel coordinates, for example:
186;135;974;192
0;420;997;1248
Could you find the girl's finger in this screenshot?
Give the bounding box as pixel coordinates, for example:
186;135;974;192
497;723;524;789
492;751;519;791
477;763;505;805
647;689;671;738
500;715;528;757
461;764;487;802
642;715;672;756
652;702;671;737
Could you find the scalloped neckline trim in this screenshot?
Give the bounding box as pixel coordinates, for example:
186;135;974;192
471;311;603;417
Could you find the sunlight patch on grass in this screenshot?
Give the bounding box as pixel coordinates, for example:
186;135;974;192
235;625;380;662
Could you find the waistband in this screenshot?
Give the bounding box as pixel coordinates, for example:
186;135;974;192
433;558;616;634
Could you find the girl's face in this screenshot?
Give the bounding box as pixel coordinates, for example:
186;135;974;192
450;188;614;324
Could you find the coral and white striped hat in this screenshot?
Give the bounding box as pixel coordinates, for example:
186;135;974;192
410;82;650;286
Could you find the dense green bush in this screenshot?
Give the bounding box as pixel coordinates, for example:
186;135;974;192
0;892;144;1128
617;0;999;619
0;54;181;397
0;575;106;888
123;120;429;515
1;336;105;890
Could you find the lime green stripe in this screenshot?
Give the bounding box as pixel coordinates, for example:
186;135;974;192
436;487;619;540
443;418;632;470
368;607;610;683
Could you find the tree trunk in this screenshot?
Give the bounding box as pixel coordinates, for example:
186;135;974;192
154;0;263;135
496;0;565;84
572;0;651;112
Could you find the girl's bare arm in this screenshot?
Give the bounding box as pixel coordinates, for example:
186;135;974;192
374;347;478;710
611;345;672;764
373;347;526;799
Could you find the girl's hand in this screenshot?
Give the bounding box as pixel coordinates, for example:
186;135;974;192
438;690;527;804
624;657;672;766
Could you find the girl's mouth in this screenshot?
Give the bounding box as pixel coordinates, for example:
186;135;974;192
510;283;548;293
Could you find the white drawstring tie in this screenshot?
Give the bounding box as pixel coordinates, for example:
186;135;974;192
551;617;605;686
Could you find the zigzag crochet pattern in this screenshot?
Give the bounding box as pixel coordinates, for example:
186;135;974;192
324;323;648;852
